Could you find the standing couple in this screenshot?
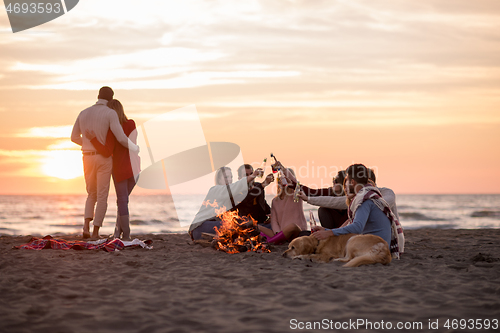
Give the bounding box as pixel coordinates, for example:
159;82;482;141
71;87;140;240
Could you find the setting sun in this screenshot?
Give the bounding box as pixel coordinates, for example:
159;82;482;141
40;150;83;180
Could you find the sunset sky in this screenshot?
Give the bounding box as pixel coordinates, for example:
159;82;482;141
1;0;499;195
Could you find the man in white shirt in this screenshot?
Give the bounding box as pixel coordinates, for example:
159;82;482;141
71;87;139;239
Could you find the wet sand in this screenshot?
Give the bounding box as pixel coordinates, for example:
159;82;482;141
0;229;499;333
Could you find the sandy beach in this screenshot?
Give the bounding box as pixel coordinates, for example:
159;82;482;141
0;229;499;333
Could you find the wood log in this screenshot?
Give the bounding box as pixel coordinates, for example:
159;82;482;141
193;239;213;248
201;232;216;240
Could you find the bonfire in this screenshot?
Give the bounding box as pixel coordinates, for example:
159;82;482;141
201;200;271;253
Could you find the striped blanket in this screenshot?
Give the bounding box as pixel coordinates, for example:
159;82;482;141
13;235;153;252
348;185;405;259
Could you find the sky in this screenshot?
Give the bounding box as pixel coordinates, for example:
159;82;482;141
0;0;499;195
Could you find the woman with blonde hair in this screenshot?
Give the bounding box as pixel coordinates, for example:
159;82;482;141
258;161;304;244
85;99;140;240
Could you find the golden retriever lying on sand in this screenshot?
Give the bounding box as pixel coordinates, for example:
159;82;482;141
282;233;391;267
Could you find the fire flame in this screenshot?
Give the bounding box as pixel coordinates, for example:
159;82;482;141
212;205;271;254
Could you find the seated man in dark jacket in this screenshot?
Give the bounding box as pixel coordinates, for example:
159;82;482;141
290;170;348;229
235;164;273;228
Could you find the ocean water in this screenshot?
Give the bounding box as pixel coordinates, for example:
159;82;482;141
0;194;499;237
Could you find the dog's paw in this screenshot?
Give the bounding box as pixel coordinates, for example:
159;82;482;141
334;257;350;263
292;255;306;260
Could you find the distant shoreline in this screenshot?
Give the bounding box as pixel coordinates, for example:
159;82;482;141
1;226;500;239
1;194;499;236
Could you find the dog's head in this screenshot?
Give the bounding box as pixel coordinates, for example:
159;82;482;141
282;235;318;258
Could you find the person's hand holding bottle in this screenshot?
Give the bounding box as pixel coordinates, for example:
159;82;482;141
246;168;263;183
262;173;274;187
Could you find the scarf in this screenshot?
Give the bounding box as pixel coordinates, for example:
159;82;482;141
347;185;405;259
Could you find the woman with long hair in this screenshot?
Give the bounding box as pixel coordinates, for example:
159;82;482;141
258;161;304;244
85;99;140;240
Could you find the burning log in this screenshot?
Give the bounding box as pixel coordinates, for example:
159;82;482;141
193;239;214;248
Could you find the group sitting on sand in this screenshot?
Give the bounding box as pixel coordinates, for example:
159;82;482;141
70;86;404;257
189;160;405;258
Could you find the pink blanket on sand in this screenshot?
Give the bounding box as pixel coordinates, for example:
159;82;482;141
14;235;152;252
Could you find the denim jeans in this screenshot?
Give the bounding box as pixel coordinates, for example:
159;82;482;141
113;175;137;216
